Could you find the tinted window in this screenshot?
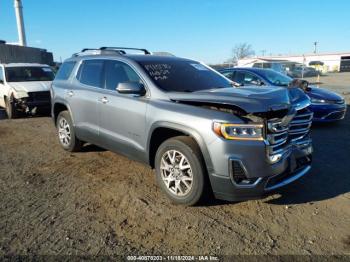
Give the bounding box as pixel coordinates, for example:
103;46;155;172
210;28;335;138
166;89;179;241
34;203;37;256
260;69;292;86
234;71;261;86
0;67;4;82
104;60;142;91
137;59;231;92
55;61;76;80
221;71;234;79
78;60;104;88
5;66;55;82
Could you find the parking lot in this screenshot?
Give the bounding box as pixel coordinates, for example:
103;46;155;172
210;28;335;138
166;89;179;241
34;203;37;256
0;73;349;256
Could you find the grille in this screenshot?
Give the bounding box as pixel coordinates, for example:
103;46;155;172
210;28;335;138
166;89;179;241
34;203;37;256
27;91;51;102
288;108;313;141
267;107;313;156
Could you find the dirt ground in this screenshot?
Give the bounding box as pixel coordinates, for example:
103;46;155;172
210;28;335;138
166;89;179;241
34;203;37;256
0;74;350;257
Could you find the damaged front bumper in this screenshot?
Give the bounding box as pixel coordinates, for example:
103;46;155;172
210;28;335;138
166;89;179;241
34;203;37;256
208;139;313;202
14;91;51;114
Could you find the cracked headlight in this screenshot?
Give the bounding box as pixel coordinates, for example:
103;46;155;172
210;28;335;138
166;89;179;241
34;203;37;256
213;122;264;141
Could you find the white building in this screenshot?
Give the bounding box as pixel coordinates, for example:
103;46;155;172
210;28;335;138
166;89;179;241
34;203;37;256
237;52;350;72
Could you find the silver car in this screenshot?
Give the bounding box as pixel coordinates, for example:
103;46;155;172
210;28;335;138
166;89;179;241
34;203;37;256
51;47;313;205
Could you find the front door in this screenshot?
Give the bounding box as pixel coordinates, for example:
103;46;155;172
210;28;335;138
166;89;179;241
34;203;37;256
98;60;148;160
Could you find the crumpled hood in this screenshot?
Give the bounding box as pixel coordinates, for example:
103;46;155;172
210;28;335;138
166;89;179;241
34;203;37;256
8;81;52;93
307;86;343;101
168;86;292;113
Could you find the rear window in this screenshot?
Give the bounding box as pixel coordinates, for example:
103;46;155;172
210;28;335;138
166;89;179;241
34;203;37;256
55;61;76;80
77;60;104;88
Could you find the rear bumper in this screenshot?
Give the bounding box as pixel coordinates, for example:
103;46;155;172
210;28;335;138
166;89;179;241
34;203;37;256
208;140;313;202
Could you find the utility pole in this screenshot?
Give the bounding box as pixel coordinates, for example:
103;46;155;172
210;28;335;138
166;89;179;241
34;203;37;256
14;0;27;46
260;50;266;57
313;41;318;54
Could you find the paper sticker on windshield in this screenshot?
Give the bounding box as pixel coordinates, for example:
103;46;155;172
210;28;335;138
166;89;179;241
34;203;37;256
42;67;52;72
190;63;209;71
144;64;171;80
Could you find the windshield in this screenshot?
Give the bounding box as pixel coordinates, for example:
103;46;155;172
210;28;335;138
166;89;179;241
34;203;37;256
260;69;292;86
137;59;232;92
5;66;55;82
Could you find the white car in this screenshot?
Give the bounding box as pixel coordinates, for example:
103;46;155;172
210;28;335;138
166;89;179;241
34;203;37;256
0;63;54;118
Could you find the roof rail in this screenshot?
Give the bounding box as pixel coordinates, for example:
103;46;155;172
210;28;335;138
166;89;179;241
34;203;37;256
71;47;151;58
100;47;151;55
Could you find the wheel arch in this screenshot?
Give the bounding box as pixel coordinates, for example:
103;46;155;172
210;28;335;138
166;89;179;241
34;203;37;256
147;122;214;174
53;101;75;125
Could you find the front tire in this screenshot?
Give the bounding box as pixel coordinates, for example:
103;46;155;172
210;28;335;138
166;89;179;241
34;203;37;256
5;96;18;119
155;136;206;206
56;110;82;152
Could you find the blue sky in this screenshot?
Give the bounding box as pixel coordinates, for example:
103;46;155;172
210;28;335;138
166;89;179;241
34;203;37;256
1;0;349;63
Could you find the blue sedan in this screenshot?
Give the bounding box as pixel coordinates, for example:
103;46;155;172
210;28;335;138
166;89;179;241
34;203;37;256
219;67;347;122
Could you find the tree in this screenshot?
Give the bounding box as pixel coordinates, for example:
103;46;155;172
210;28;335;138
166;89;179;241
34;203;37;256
231;43;255;65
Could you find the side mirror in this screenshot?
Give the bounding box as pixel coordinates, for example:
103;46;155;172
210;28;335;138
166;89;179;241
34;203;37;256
116;82;146;95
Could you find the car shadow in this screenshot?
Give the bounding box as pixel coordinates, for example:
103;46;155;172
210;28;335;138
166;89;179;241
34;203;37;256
266;105;350;205
80;144;106;153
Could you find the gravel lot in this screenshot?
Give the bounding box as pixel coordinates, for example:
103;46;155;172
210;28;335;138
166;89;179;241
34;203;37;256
0;73;349;257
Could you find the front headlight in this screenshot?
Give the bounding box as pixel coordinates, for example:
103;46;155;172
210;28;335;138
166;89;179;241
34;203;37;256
310;98;326;104
213;122;264;141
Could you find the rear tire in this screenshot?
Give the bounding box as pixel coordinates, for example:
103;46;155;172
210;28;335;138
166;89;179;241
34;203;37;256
155;136;206;206
5;96;18;119
56;110;82;152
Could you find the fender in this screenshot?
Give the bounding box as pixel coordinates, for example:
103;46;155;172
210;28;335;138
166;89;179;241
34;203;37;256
147;121;214;174
52;99;75;125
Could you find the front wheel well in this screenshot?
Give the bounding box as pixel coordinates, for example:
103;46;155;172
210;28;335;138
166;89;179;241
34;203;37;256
149;127;191;168
148;127;208;170
53;103;68;123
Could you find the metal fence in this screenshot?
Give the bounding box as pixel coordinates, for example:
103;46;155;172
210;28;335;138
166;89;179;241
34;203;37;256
0;43;54;65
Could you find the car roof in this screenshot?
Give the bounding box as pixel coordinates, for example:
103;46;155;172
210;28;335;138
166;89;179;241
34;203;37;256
220;67;273;74
67;53;195;64
3;63;50;68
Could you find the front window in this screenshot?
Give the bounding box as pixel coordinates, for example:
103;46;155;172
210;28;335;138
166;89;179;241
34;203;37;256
259;69;292;86
104;60;143;91
137;59;232;92
5;66;55;82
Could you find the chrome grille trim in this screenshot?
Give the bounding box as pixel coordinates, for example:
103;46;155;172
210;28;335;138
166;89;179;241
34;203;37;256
266;108;313;158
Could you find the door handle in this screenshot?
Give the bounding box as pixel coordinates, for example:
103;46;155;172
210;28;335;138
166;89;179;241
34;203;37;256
100;97;109;104
67;90;74;97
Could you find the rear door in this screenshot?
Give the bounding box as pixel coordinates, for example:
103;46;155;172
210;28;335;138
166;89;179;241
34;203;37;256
68;59;105;144
97;60;148;160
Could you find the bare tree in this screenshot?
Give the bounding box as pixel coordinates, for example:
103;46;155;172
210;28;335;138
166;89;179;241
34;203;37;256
231;43;255;65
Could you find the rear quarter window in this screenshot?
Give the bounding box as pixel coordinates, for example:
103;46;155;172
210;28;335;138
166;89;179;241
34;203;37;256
55;61;76;80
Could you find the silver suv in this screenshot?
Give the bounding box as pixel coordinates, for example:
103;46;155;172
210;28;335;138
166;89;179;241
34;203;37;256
51;47;313;205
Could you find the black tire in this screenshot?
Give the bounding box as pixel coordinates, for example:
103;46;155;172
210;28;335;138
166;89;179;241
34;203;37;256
5;96;18;119
155;136;206;206
56;110;82;152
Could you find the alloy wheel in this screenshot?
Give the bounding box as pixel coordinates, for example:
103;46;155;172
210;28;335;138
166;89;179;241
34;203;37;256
160;150;193;197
